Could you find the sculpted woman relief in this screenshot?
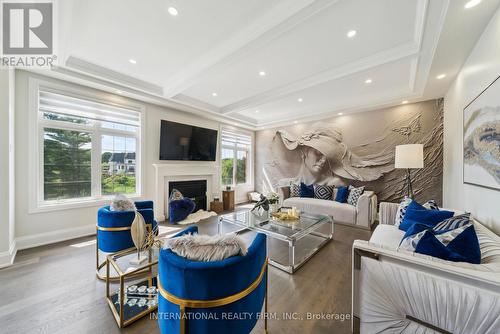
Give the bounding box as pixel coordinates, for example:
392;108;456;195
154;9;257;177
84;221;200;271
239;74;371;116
257;99;444;203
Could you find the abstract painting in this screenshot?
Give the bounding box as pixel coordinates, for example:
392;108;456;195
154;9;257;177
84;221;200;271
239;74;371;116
463;76;500;191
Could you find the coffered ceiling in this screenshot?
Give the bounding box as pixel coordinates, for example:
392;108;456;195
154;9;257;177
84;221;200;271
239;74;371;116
56;0;500;129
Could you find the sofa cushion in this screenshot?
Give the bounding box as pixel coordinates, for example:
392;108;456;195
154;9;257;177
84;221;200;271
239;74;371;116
347;185;365;206
399;223;481;264
399;201;454;232
369;224;405;249
290;183;300;197
335;186;349;203
300;182;314;198
314;184;334;200
283;197;356;224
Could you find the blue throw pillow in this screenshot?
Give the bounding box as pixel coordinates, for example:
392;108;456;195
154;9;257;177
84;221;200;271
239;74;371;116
169;198;195;223
335;186;349;203
299;182;314;198
399;224;481;264
399;201;454;232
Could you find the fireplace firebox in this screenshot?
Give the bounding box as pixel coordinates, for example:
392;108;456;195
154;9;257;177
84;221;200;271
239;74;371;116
168;180;207;212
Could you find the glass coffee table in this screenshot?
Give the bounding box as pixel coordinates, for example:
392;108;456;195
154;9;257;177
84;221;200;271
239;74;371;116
105;247;159;328
219;210;333;273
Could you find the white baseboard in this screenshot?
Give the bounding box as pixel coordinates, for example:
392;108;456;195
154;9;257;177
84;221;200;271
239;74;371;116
0;240;17;269
15;224;96;251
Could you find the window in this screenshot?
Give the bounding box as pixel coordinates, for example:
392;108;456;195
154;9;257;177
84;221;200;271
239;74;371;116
37;88;142;206
220;129;252;186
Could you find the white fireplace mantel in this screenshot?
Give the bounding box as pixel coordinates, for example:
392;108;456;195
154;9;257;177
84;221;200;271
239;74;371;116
153;163;220;222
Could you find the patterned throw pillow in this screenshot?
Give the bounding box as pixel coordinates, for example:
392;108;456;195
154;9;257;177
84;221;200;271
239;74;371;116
399;223;480;264
433;213;471;232
290;183;300;197
395;198;439;227
347;186;365;206
314;184;334;200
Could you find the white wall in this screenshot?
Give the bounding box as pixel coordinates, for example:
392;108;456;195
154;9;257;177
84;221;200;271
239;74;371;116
13;70;254;250
444;7;500;234
0;69;16;267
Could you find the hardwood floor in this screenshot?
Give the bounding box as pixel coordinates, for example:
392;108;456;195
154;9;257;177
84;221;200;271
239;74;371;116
0;212;371;334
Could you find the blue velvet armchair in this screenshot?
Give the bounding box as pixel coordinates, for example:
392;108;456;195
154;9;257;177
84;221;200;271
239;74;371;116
96;200;158;280
158;226;268;334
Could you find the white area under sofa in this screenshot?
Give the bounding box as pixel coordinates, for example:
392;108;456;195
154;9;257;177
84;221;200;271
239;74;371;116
283;190;377;229
352;202;500;333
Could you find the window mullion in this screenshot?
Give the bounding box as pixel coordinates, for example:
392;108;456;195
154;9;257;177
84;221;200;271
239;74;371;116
92;126;102;197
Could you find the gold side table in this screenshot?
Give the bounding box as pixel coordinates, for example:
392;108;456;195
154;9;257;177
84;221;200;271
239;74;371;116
106;247;159;328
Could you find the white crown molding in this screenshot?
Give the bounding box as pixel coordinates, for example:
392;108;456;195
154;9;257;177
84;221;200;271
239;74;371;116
27;67;258;130
221;43;420;115
66;56;164;95
255;90;422;130
162;0;339;97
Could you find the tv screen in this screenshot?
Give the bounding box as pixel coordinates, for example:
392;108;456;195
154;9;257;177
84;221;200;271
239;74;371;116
159;120;218;161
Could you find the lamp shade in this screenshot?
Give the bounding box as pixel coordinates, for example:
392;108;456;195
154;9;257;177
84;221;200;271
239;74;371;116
395;144;423;169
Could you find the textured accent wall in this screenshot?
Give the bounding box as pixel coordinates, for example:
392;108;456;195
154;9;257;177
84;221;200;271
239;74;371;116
255;99;443;204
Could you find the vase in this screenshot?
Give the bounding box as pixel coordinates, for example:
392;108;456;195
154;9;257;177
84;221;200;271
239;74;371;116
269;203;279;213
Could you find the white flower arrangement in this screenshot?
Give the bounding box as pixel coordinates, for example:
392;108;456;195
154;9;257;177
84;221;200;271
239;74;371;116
267;192;280;204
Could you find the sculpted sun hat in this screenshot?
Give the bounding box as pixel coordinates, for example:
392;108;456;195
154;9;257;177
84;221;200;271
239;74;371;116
275;128;393;181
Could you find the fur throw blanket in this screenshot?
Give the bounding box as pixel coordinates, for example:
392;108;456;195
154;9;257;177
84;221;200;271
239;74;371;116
110;194;136;211
163;233;247;262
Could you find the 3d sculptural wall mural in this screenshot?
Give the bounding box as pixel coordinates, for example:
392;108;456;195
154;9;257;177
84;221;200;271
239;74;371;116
255;99;444;204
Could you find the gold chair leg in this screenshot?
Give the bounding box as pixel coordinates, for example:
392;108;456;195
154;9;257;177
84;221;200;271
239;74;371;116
180;305;186;334
264;269;268;333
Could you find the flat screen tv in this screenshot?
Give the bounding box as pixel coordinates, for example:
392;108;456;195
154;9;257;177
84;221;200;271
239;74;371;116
159;120;218;161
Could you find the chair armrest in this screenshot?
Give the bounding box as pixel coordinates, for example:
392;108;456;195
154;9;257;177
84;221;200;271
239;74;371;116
352;240;500;285
378;202;399;225
355;191;377;228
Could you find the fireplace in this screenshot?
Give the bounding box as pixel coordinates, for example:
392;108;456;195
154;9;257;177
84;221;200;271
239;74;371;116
168;180;207;212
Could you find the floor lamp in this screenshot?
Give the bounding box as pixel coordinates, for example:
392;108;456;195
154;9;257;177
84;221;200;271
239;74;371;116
395;144;423;198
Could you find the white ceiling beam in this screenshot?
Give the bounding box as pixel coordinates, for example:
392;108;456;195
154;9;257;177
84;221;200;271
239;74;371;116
162;0;339;98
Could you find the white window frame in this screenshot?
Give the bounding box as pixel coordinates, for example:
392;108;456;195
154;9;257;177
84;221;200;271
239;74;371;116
28;78;145;213
220;128;252;187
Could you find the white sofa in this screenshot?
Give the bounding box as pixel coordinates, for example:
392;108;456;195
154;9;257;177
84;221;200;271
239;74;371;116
282;189;377;229
352;202;500;334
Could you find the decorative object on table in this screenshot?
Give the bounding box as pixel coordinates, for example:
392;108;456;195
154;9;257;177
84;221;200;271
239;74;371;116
168;189;196;224
225;185;232;191
222;189;235;211
175;209;217;225
395;144;423;198
248;191;262;202
251;194;269;214
271;206;300;221
96;200;158;280
110;194;136;211
157;225;268;334
210;200;223;214
130;211;149;265
463;75;500;191
267;191;280;213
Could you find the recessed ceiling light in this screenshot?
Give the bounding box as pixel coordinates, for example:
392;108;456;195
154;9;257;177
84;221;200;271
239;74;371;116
297;98;303;102
255;110;260;113
465;0;481;9
294;120;298;124
259;71;266;76
347;30;357;38
129;59;137;64
337;112;343;115
168;7;179;16
402;100;408;104
365;78;372;84
212;92;218;97
436;74;446;79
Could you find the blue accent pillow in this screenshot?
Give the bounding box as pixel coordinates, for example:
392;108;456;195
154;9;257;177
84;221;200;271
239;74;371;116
335;186;349;203
169;198;195;223
400;224;481;264
399;201;454;232
299;182;314;198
